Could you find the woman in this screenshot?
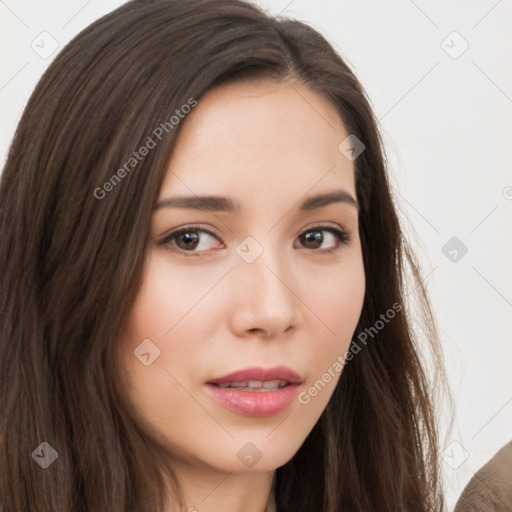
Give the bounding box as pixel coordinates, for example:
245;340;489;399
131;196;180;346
0;0;451;510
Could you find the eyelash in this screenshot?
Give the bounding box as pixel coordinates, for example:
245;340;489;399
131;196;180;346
160;224;351;257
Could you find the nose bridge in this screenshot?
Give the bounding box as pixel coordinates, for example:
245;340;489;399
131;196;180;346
237;233;290;300
231;232;299;334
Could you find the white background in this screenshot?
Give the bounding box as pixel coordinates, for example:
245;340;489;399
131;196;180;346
1;1;511;509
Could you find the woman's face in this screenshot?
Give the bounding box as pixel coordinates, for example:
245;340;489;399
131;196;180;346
118;79;365;476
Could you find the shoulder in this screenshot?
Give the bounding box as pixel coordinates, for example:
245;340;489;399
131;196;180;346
454;440;512;512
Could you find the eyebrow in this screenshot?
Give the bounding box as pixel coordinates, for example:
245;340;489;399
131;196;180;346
154;189;358;213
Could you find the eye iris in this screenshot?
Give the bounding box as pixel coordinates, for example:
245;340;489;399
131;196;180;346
177;231;199;250
301;230;323;249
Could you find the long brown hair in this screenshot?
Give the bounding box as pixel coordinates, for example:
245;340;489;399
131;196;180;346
0;0;452;510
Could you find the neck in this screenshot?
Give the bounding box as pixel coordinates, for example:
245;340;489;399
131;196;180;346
164;462;276;512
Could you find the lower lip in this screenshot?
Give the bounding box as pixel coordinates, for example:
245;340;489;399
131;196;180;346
204;383;300;417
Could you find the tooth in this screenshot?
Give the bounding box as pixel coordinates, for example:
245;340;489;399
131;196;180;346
215;380;290;390
228;381;248;388
262;380;281;388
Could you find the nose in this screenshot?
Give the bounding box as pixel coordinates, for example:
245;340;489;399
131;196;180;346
228;243;303;339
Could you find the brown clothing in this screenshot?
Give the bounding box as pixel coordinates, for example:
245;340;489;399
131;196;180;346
454;441;512;512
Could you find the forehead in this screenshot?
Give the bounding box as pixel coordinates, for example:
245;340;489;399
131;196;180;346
159;79;355;206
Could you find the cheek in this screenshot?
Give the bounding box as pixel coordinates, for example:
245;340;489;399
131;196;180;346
117;256;212;438
301;256;365;389
127;251;218;342
119;251;225;403
309;255;365;342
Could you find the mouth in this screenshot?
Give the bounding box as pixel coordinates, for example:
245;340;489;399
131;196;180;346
204;366;303;417
210;379;290;391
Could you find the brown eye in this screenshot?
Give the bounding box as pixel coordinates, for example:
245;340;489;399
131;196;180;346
162;226;220;255
299;230;324;249
160;224;350;257
297;227;350;253
176;231;199;250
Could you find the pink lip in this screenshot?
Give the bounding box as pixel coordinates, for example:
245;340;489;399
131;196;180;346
206;365;303;385
204;383;301;417
205;366;303;417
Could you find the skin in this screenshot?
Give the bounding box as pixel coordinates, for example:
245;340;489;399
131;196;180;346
117;78;366;512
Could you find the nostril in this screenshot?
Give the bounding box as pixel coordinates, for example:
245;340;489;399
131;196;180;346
248;328;267;336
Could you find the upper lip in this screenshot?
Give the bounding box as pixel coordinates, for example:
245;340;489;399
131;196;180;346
207;366;303;385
